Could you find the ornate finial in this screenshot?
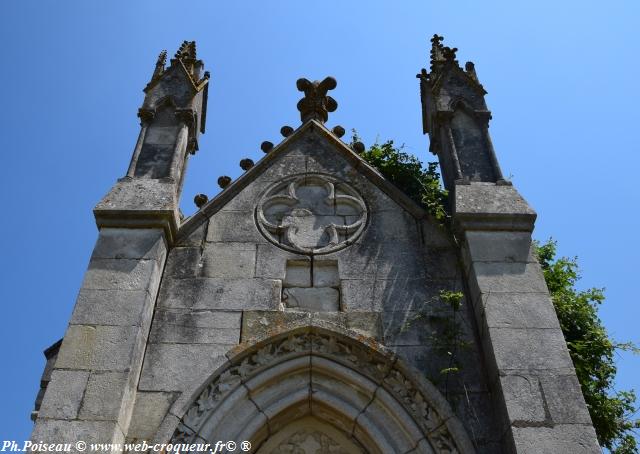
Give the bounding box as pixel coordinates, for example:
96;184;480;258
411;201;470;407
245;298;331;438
352;141;365;153
173;41;202;81
332;125;346;138
239;158;254;171
175;41;197;62
430;34;445;67
194;193;208;208
151;50;167;81
296;77;338;124
430;34;458;71
465;61;478;82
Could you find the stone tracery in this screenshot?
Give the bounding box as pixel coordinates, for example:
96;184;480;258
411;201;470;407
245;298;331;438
168;326;473;454
256;174;368;254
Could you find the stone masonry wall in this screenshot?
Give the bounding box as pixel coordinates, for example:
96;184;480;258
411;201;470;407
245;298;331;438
127;126;499;451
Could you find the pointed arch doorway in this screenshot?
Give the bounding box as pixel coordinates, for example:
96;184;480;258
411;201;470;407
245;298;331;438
160;325;475;454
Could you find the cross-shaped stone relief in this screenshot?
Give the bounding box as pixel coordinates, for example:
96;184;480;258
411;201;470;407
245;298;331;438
256;174;367;254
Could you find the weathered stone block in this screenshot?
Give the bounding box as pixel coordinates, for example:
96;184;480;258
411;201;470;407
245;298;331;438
374;246;426;280
500;374;546;424
163;247;202;279
454;183;537;232
95;179;177;213
218;179;272;212
487;327;574;372
283;287;340;311
390;345;488;393
469;261;548;297
482;292;561;330
91;228;166;261
81;258;162;293
364;208;421;244
241;311;312;342
175;221;207;247
149;323;239;345
70;289;152;327
240;311;382;342
313;261;339;287
450;390;500;448
465;230;533;264
540;374;593;424
127;391;177;440
283;259;312;287
305;146;357;180
420;219;453;248
206;211;266;243
332;243;379;279
30;419;124;447
360;184;409;215
78;372;128;421
157;278;281;311
38;370;89;420
255;243;308;280
373;278;447;312
154;309;242;329
144;126;179;144
381;311;435;346
55;325;140;371
343;312;382;339
201;243;256;278
134;143;173;178
340;279;374;311
138;343;231;392
259;155;307;180
424;248;460;280
509;424;600;453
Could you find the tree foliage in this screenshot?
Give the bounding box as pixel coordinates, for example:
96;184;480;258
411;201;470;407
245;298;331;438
351;134;447;221
355;137;638;453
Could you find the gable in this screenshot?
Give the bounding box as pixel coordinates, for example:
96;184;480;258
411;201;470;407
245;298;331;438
178;120;432;245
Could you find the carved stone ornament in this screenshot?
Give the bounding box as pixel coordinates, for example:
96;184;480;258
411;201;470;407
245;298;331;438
256;174;368;254
170;328;467;453
274;428;354;454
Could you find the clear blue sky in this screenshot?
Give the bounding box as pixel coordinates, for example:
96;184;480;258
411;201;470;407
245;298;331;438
1;0;638;442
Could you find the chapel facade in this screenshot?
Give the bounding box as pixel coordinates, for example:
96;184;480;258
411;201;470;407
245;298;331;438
31;38;601;453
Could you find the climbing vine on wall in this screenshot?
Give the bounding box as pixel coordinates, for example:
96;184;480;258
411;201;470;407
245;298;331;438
351;133;447;222
355;136;639;453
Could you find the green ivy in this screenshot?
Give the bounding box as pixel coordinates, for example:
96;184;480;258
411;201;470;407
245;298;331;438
355;136;639;452
351;133;447;221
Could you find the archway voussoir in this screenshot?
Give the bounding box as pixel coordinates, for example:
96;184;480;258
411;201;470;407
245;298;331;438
310;329;395;384
359;388;427;453
190;383;252;440
244;355;310;393
311;355;379;396
161;327;475;454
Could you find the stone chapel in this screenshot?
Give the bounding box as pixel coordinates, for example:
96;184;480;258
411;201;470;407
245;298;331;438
30;38;601;453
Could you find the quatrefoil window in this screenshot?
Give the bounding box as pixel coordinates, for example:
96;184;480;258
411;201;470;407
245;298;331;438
256;174;368;254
